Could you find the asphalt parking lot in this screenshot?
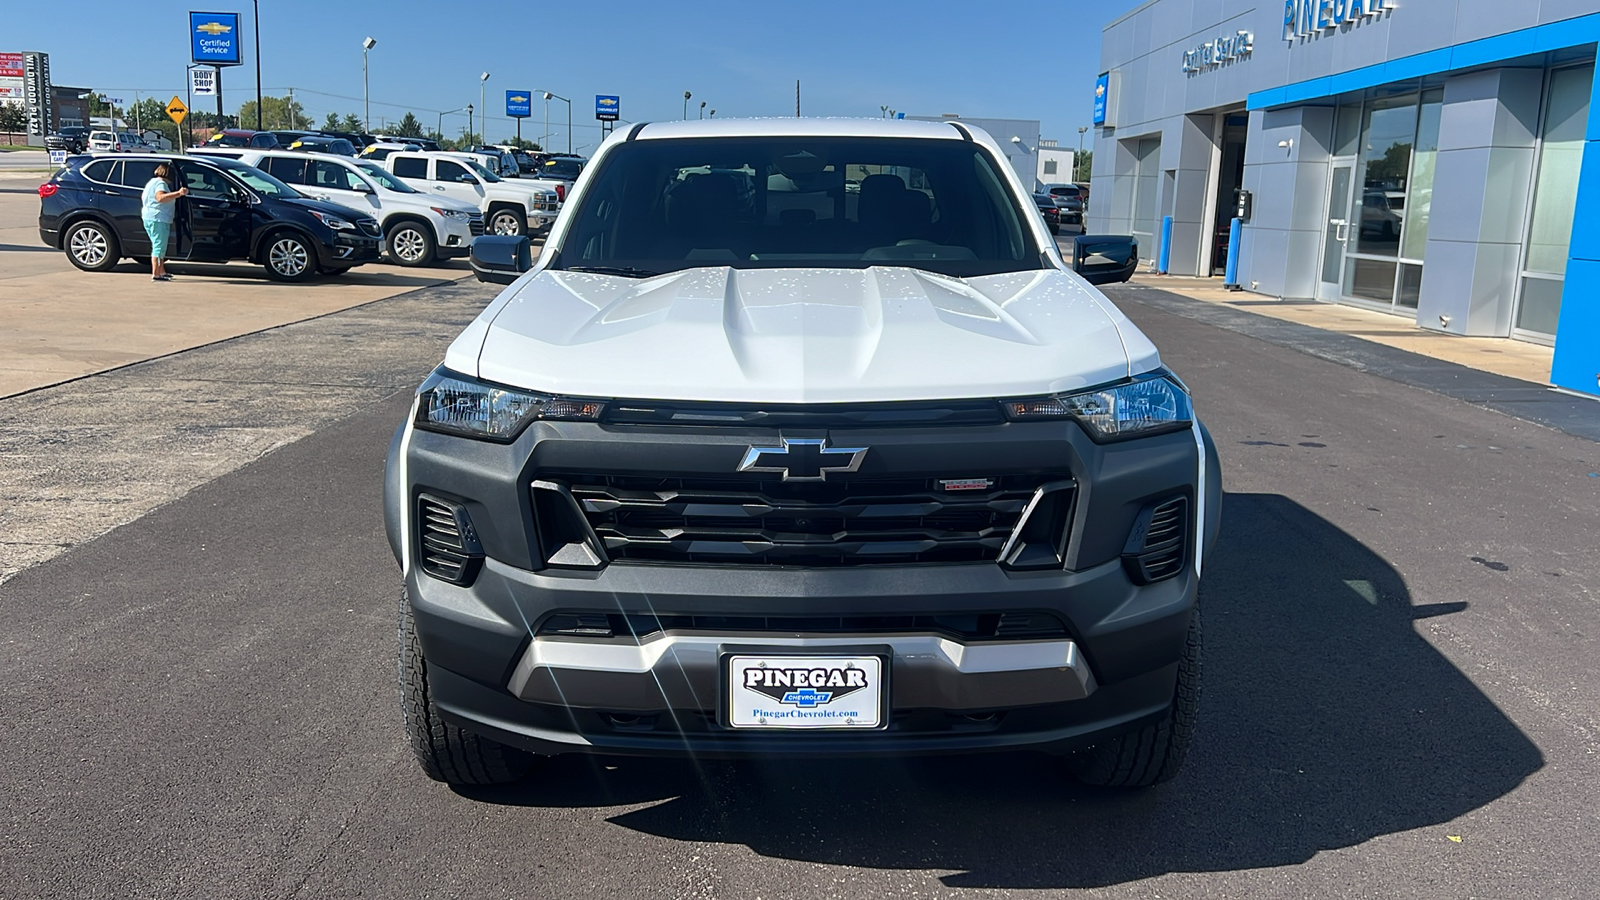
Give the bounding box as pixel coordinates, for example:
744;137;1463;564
1;201;1598;897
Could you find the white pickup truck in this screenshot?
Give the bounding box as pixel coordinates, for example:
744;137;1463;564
381;151;561;236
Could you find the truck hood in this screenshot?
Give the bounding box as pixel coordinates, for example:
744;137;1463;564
448;266;1160;403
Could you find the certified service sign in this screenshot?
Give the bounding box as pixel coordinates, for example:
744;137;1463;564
1092;73;1109;126
190;12;241;66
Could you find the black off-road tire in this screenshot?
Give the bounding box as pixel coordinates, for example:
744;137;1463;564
1071;604;1201;788
398;588;535;785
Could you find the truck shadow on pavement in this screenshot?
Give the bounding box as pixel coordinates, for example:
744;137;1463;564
465;492;1543;888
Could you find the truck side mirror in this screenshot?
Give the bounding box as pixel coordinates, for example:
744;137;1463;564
469;235;532;284
1071;234;1138;285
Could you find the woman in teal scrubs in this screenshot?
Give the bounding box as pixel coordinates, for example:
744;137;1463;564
140;163;188;281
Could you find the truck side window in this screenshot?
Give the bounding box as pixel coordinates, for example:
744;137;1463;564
392;156;428;179
436;160;475;184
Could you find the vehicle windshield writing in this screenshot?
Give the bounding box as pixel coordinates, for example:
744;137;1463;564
553;136;1041;277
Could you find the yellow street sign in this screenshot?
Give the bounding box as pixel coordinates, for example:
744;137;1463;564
166;96;188;126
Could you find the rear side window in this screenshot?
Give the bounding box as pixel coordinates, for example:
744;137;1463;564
251;134;278;148
392;156;427;179
436;160;473;183
263;157;308;184
120;159;161;187
312;159;361;190
80;159;119;183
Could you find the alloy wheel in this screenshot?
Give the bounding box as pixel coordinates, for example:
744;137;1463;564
70;227;108;267
269;238;310;277
393;227;426;262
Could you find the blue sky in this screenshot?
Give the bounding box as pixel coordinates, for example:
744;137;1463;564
10;0;1144;151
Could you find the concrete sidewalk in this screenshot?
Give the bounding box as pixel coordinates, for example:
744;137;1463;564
0;171;482;398
1128;274;1556;386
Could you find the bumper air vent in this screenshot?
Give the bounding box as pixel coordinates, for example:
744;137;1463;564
467;213;485;236
416;494;484;585
1122;496;1189;585
537;473;1074;568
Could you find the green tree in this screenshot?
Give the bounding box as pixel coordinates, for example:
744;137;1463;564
503;136;541;151
238;95;312;131
129;97;179;147
394;111;424;138
340;113;364;133
0;103;26;133
1074;150;1093;183
322;112;341;132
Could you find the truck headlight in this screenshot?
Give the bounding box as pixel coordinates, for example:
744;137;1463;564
415;368;605;441
1003;372;1192;441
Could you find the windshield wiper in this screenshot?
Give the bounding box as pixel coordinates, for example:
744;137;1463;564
561;265;662;278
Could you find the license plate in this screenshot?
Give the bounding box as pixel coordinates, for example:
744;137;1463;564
378;238;387;255
726;655;885;729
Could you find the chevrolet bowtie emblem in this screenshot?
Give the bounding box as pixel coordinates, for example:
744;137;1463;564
196;21;233;35
737;438;867;482
511;95;529;103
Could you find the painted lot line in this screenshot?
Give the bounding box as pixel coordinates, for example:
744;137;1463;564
0;277;498;582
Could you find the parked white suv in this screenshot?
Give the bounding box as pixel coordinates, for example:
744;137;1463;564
234;149;482;267
87;131;124;153
381;151;560;235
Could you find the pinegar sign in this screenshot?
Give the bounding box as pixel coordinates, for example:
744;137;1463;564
1284;0;1391;41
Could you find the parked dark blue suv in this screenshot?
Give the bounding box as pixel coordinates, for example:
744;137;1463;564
38;153;383;282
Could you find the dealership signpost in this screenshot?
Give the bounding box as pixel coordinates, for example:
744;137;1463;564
188;11;241;137
507;90;530;145
596;94;619;140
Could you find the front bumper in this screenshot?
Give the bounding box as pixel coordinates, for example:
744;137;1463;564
406;540;1198;758
393;413;1219;758
320;232;382;266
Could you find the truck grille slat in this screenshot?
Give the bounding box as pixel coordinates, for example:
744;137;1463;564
542;473;1073;567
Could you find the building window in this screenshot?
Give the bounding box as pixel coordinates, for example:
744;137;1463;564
1517;64;1593;339
1043;160;1057;175
1338;88;1440;311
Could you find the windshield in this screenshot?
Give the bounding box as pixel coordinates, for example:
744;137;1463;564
463;159;501;182
541;158;583;180
553;136;1042;277
355;161;418;192
209;133;249;147
207;158;304;199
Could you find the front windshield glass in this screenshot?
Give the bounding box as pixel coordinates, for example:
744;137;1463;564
355;161;418;193
463;159;501;182
208;158;304;199
553;137;1041;277
210;133;248;147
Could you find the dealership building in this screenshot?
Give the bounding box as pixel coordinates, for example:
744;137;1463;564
1089;0;1600;398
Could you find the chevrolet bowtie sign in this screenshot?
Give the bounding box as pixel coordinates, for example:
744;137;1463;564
189;11;241;66
507;91;531;118
595;95;620;121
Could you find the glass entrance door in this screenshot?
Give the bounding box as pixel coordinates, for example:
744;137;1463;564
1318;160;1355;301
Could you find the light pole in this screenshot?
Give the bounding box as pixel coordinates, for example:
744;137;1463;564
709;109;716;118
880;105;887;118
699;100;706;119
478;72;490;146
541;92;572;154
1076;126;1089;182
361;37;376;132
437;105;469;141
253;0;262;130
465;103;473;144
683;90;691;120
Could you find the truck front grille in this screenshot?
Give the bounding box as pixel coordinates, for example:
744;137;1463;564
467;213;485;236
534;473;1074;568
